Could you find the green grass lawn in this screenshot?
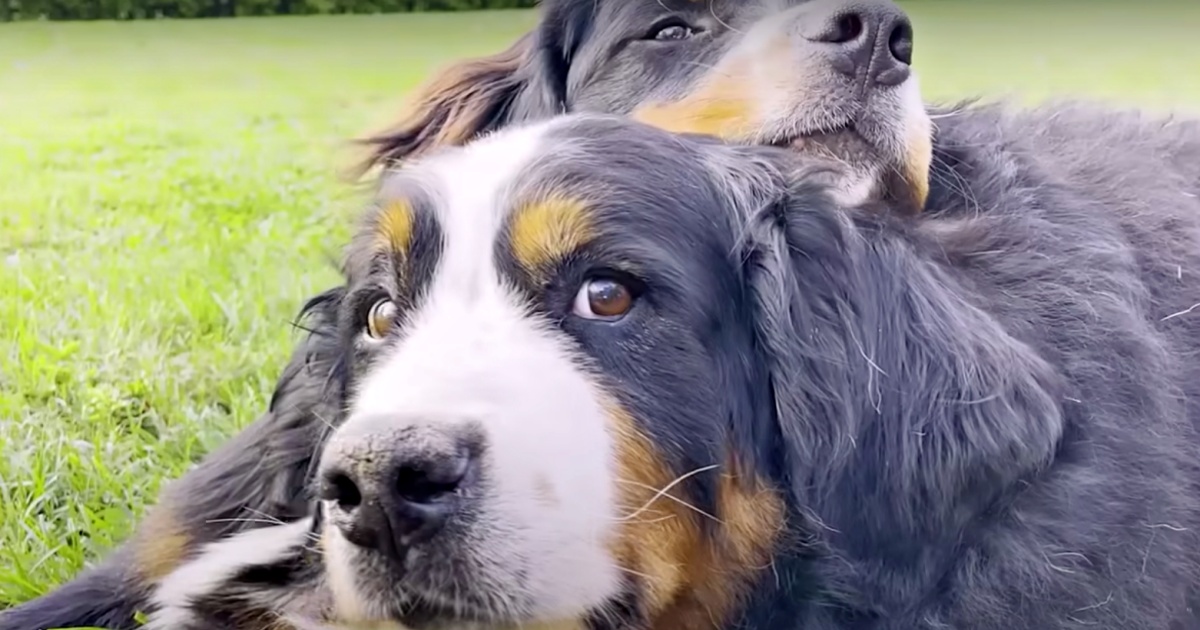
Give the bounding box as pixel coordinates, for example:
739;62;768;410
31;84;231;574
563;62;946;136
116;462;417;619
1;1;1198;607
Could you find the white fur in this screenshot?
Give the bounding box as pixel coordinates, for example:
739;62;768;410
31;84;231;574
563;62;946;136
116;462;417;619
323;119;623;623
144;517;315;629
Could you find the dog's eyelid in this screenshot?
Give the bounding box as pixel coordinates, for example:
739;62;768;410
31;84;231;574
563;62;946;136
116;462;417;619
642;15;702;41
344;286;392;325
586;267;647;294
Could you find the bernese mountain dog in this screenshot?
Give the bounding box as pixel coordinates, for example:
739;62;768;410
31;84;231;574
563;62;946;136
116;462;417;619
121;113;1200;630
7;0;1200;628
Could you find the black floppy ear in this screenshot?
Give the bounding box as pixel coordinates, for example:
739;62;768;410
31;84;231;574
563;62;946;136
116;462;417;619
741;178;1066;540
350;28;565;178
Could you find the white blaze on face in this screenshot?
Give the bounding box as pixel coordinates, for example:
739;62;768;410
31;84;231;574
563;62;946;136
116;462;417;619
324;120;625;621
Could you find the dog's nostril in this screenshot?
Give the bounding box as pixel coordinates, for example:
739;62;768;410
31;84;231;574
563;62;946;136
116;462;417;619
824;12;864;44
395;453;470;504
320;470;363;510
888;20;914;66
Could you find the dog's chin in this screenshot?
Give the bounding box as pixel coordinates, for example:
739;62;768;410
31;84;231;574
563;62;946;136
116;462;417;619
348;598;594;630
329;558;609;630
334;589;508;630
336;569;518;630
335;577;632;630
390;599;497;630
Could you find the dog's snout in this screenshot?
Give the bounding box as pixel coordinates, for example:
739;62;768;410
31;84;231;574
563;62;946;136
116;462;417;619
803;0;913;87
318;423;477;559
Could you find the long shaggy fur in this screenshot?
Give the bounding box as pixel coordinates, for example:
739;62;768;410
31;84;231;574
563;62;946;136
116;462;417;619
731;100;1200;629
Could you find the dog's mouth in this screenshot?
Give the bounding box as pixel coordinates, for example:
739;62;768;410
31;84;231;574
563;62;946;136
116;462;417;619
772;121;874;161
772;119;929;215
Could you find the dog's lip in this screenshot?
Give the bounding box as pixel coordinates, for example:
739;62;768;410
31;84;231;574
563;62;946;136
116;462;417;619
772;121;858;149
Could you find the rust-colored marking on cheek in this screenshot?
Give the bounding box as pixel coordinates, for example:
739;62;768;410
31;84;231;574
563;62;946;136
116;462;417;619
633;91;758;140
509;196;594;276
631;66;762;141
607;407;699;613
903;111;934;213
375;199;415;254
605;405;787;630
133;506;193;581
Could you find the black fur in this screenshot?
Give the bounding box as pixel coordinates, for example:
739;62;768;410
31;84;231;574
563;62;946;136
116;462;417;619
725;102;1200;629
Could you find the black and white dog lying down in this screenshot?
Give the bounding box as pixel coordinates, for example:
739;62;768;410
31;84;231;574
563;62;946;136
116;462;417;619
133;112;1200;630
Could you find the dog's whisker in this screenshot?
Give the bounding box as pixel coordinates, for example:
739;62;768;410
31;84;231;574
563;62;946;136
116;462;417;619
614;464;721;522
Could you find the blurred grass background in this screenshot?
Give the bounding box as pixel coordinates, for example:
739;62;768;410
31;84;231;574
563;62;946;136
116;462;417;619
1;0;1198;604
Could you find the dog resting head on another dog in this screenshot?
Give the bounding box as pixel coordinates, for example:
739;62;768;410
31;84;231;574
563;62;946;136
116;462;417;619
142;111;1200;630
355;0;933;214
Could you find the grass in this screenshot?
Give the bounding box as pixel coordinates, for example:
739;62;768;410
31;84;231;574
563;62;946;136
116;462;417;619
1;0;1199;607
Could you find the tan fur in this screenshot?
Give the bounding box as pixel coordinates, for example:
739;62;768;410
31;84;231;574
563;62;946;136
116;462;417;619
629;35;781;142
607;406;786;630
509;196;594;279
903;112;934;212
630;62;762;141
375;199;415;256
133;505;193;582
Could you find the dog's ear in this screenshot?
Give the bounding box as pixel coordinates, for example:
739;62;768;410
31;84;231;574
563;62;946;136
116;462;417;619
350;31;562;177
740;178;1065;539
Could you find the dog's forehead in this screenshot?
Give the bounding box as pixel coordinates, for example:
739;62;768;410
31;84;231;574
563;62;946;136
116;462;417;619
547;0;779;23
374;116;726;229
532;115;715;184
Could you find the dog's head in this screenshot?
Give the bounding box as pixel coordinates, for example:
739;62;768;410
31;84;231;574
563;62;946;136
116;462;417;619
318;114;807;629
358;0;933;214
317;113;1066;630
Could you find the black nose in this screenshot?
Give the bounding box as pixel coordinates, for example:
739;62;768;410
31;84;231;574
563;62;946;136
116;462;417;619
319;436;475;559
806;0;914;87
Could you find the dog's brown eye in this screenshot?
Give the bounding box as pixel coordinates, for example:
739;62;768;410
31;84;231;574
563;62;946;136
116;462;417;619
573;278;635;320
365;298;397;340
651;23;695;41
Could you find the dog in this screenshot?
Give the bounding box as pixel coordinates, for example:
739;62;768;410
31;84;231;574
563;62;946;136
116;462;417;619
125;111;1200;630
7;0;1200;626
2;1;942;627
353;0;933;215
